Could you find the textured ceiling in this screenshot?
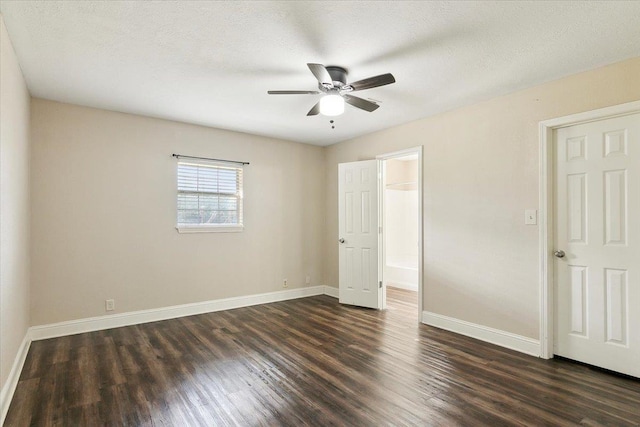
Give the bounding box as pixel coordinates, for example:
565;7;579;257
1;1;640;146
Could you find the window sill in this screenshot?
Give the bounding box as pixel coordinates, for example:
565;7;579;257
176;225;244;233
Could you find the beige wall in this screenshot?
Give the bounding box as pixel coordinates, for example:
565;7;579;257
0;16;31;396
324;57;640;339
30;99;325;325
14;43;640;345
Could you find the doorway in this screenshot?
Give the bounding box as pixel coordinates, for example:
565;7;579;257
539;101;640;377
378;147;423;321
336;147;423;320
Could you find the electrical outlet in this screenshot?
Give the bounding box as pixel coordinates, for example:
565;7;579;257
283;279;288;288
305;275;311;285
105;299;115;311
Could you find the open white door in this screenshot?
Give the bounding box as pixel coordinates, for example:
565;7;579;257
554;112;640;377
338;160;381;309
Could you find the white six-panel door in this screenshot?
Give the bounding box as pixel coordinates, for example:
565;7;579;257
554;112;640;377
338;160;380;309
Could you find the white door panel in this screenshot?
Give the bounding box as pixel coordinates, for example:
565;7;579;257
554;112;640;377
339;160;380;309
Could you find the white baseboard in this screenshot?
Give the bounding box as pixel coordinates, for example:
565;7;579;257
30;285;327;341
323;286;339;298
422;311;540;357
0;334;31;424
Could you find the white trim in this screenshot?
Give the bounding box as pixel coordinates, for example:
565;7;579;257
29;286;326;341
539;100;640;129
0;334;31;424
422;311;540;357
378;160;385;310
538;100;640;359
538;120;554;359
376;146;424;320
323;286;339;298
376;146;422;160
176;225;244;233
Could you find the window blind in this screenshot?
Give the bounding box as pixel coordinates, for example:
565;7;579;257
176;159;244;229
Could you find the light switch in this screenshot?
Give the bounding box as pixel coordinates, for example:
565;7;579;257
525;209;537;225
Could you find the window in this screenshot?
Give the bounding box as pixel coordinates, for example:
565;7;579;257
176;159;244;232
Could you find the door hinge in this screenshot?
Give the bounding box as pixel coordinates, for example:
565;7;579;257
378;226;382;234
379;281;382;289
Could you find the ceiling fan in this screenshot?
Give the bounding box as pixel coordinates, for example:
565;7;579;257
267;63;395;116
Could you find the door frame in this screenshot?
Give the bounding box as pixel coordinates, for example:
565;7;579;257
376;146;424;320
538;100;640;359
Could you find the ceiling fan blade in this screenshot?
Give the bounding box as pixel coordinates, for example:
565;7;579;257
307;63;334;89
307;102;321;116
268;90;320;95
348;73;395;91
343;94;380;112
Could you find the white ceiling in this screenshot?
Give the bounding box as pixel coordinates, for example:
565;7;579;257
1;1;640;146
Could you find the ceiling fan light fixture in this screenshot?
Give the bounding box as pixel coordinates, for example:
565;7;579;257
319;94;344;116
267;63;394;116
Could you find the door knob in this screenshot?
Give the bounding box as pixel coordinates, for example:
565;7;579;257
554;250;565;258
339;238;345;244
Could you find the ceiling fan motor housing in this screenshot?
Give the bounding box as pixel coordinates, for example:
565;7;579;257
324;66;348;88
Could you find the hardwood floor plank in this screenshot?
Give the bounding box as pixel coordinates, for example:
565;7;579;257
5;290;640;426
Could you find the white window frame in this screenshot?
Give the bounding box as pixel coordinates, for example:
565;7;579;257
175;158;244;233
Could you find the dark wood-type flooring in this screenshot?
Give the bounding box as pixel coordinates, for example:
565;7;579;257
5;287;640;426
